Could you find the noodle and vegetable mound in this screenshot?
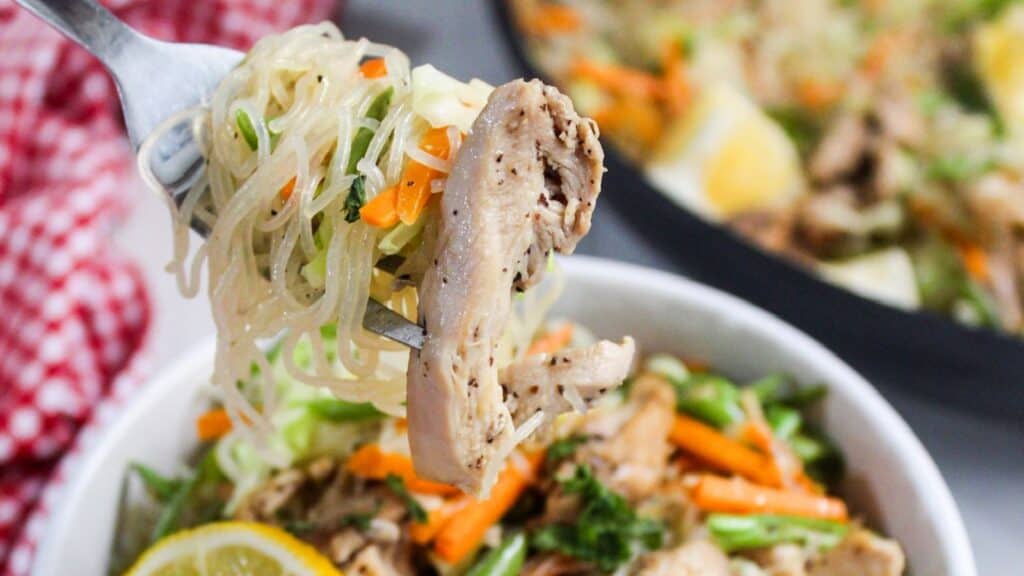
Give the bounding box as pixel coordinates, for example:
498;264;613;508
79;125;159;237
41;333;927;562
513;0;1024;334
120;330;905;575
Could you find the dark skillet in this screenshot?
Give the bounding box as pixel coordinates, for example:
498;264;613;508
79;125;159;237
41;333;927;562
492;0;1024;419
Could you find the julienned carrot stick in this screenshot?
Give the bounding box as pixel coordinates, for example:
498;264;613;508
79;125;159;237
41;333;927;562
409;494;473;544
396;127;453;225
659;41;691;115
433;451;544;563
960;244;990;283
196;408;233;441
669;415;780;487
692;475;848;521
279;177;297;201
360;186;400;228
346;444;460;496
796;78;843;109
524;5;582;36
526;324;574;356
360;58;388;79
570;59;662;100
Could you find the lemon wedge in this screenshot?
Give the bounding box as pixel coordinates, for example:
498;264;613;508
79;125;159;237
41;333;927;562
125;522;342;576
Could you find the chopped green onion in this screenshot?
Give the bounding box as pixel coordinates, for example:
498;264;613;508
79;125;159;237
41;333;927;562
131;463;183;504
341;506;380;532
235;109;259;151
385;474;427;524
379;212;427;255
708;513;848;552
675;374;744;428
466;532;527;576
308;398;385;422
748;374;787;403
365;87;394;121
644;354;689;385
777;384;828;408
766;405;802;440
346;88;395;175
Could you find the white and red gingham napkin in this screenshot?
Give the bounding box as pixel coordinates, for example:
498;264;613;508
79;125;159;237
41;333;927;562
0;0;336;572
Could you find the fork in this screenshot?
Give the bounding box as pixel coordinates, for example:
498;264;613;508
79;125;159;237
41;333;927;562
17;0;425;350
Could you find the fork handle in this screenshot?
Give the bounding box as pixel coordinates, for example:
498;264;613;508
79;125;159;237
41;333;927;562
15;0;141;71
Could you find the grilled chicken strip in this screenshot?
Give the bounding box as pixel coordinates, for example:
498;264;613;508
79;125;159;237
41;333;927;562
632;540;730;576
501;337;635;428
584;373;676;501
407;79;609;494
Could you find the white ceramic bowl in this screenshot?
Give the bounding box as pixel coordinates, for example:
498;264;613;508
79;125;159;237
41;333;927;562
33;257;976;575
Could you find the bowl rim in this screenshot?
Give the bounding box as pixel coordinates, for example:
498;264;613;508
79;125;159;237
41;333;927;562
33;255;977;575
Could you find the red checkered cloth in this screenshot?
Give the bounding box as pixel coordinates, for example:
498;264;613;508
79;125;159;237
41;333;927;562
0;0;336;572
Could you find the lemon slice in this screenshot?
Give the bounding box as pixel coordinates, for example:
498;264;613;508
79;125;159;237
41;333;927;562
125;521;342;576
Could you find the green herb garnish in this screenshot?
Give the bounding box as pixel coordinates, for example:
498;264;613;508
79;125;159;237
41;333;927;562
385;474;427;524
545;434;588;464
343;176;367;223
531;466;664;571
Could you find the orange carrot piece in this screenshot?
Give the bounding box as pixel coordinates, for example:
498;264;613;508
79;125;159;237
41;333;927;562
526;323;574;356
960;244;990;283
360;186;400;228
861;31;901;79
418;126;453;158
591;97;663;149
669;415;781;487
742;420;776;457
279;177;297;201
196;408;233;441
692;475;848;521
684;358;710;372
409;494;473;544
396;127;453;225
524;5;582;36
796;79;843;109
570;59;662;100
346;444;460;496
396;161;436;226
659;41;691;115
433;451;544;563
360;58;388;79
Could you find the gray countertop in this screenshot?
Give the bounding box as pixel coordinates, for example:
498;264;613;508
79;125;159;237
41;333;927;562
116;1;1023;574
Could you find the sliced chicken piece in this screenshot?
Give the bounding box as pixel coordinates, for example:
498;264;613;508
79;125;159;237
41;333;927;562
807;530;906;576
236;468;306;520
408;79;608;494
328;528;367;566
345;545;401;576
748;543;810;576
583;374;675;501
809;114;868;184
501;337;635;428
875;91;925;147
631;540;730;576
795;187;904;257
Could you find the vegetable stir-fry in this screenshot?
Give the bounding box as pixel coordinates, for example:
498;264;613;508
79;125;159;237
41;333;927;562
514;0;1024;334
118;328;905;575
